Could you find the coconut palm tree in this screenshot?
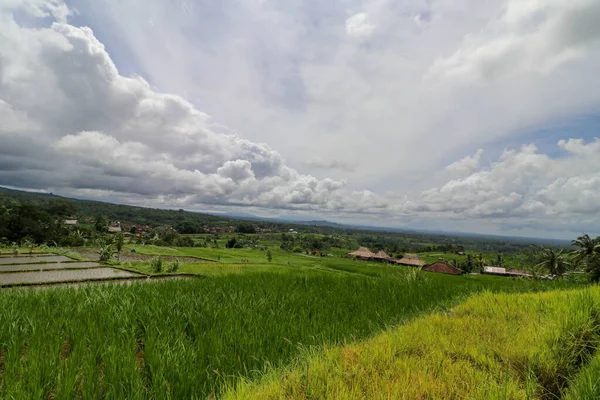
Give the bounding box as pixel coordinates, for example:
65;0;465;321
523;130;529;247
536;248;571;277
571;233;599;267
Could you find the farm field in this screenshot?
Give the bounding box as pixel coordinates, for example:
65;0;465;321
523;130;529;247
0;255;72;264
226;285;600;399
0;267;141;285
0;261;100;272
0;253;580;399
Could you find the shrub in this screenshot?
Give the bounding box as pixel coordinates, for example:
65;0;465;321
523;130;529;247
166;259;182;273
98;243;114;262
151;256;163;273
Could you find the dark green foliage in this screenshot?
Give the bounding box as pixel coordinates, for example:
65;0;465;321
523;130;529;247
175;236;195;247
236;223;256;234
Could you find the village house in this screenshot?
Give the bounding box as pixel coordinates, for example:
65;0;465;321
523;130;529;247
108;222;122;233
422;262;462;275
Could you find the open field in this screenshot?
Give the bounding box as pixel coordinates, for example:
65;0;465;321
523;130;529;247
226;286;600;399
0;265;578;399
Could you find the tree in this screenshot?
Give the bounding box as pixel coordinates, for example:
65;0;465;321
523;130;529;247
114;233;124;263
495;254;504;267
225;237;238;249
98;241;115;262
535;248;571;277
95;215;108;232
571;233;598;267
236;224;256;234
266;249;272;263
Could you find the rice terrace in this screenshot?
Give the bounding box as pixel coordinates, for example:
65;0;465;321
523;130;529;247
2;0;600;398
0;187;598;399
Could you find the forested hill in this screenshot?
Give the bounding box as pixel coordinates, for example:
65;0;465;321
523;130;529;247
0;186;570;251
0;186;265;233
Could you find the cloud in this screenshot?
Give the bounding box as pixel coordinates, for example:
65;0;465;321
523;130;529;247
414;139;600;223
429;0;600;81
0;3;393;213
303;159;355;172
1;0;600;237
345;12;375;38
445;149;483;175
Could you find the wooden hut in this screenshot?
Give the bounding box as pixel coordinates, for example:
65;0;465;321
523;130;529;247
348;247;376;260
423;262;462;275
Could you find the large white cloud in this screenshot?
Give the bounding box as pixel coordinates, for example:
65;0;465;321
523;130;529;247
0;3;388;213
414;139;600;225
1;0;600;237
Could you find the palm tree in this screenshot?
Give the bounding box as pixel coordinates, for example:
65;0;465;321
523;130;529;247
536;248;571;277
571;234;598;267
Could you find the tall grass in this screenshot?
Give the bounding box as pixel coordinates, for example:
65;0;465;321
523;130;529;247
0;272;572;398
225;286;600;399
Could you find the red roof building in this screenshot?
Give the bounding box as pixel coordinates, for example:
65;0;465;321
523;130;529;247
423;262;462;275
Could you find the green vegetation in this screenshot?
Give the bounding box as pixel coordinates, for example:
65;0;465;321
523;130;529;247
0;270;575;399
3;186;600;398
226;286;600;399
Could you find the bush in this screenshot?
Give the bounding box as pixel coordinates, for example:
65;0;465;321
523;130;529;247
98;242;114;262
166;259;182;273
151;256;163;273
176;237;195;247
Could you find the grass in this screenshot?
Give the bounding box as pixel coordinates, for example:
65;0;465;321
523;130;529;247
564;351;600;399
225;286;600;400
0;268;575;399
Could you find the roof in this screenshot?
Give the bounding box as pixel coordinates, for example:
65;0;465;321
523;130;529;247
402;253;419;260
483;266;531;277
373;250;392;260
483;266;506;274
64;219;78;225
396;257;425;267
348;247;376;258
423;262;462;275
108;226;122;233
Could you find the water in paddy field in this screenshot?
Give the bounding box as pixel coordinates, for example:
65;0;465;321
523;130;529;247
0;268;141;285
0;262;101;272
0;256;73;264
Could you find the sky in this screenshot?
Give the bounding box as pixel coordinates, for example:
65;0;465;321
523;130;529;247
0;0;599;239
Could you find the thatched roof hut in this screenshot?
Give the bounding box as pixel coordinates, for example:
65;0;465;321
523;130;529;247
348;247;376;259
373;250;392;262
423;262;462;275
395;255;425;267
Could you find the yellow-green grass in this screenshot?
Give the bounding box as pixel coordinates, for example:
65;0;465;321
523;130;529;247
225;287;600;399
0;269;576;398
564;351;600;399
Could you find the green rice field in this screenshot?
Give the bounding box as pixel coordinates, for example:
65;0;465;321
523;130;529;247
0;266;576;399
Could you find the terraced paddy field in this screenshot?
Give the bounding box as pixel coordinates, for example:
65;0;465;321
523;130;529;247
0;267;141;286
0;261;101;272
0;255;73;264
0;259;583;399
